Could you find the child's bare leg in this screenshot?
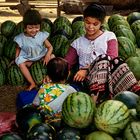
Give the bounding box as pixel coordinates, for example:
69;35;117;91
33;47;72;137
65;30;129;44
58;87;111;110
91;92;99;103
19;62;36;90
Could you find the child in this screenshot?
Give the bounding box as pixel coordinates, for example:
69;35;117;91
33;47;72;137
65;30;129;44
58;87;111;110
65;4;140;103
14;9;54;91
33;57;77;114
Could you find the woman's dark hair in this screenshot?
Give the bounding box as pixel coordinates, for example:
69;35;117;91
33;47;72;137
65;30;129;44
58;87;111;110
23;9;42;27
47;57;69;83
83;4;106;23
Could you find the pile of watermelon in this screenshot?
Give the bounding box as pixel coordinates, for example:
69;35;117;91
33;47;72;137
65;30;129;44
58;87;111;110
0;91;140;139
0;12;140;139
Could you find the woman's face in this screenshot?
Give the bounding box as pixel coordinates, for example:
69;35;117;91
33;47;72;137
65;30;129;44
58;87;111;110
84;17;101;37
25;24;40;37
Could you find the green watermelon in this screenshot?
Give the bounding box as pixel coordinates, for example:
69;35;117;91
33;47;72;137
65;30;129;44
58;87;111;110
0;34;7;56
72;16;84;24
115;28;136;45
85;131;114;140
13;21;24;36
16;105;43;134
94;100;130;135
50;32;69;57
0;133;22;140
127;12;140;25
130;20;140;35
117;36;136;61
62;92;95;129
30;61;47;85
136;96;140;119
0;20;16;38
123;121;140;140
135;30;140;48
0;66;6;86
0;56;10;70
7;64;25;86
126;56;140;80
27;123;55;140
3;39;16;60
113;91;139;109
108;14;126;28
56;126;81;140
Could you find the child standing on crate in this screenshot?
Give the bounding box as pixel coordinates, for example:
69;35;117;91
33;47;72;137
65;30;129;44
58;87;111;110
14;9;54;91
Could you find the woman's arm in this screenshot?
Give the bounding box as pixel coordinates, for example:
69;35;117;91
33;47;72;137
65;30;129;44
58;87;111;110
64;47;78;70
107;39;118;59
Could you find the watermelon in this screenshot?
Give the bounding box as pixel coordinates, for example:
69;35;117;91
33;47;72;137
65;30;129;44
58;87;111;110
115;28;136;45
13;21;24;36
7;64;25;86
53;16;71;28
0;20;16;38
108;14;126;28
56;126;81;140
27;123;55;140
117;36;136;61
16;105;44;134
85;131;114;140
136;96;140;118
0;56;10;70
30;61;47;85
41;18;52;35
0;133;22;140
62;92;95;129
135;30;140;48
94;100;130;135
72;16;84;24
3;39;16;60
101;21;110;31
126;56;140;80
130;20;140;35
113;91;139;109
0;34;7;56
123;121;140;140
50;32;69;57
0;66;6;86
127;12;140;25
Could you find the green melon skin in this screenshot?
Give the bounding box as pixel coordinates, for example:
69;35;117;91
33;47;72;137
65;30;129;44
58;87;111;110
123;121;140;140
94;100;130;135
62;92;96;129
136;97;140;119
127;12;140;25
113;91;139;109
0;133;22;140
85;131;114;140
126;56;140;80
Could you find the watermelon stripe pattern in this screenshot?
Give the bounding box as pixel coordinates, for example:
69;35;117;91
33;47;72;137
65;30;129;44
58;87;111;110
0;67;6;86
123;121;140;140
62;92;95;129
30;61;47;85
7;65;25;86
94;100;130;135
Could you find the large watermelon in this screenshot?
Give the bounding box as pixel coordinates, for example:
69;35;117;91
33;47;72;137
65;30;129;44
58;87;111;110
130;20;140;35
0;133;22;140
126;56;140;80
7;64;25;86
0;20;16;38
127;12;140;25
117;36;136;61
0;66;6;86
30;60;47;85
85;131;114;140
62;92;95;129
136;96;140;119
94;100;130;135
123;121;140;140
113;91;139;109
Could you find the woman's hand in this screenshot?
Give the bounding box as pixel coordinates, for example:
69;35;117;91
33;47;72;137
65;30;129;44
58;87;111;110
73;69;88;82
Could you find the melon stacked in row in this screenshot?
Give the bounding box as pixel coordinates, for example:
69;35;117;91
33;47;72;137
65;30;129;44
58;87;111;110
0;16;85;86
1;91;140;139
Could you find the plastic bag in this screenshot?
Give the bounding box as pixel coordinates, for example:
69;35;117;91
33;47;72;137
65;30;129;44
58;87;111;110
0;112;16;135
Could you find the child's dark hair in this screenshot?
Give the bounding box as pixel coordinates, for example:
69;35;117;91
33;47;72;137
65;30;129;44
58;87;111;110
23;9;42;28
47;57;69;83
83;4;106;23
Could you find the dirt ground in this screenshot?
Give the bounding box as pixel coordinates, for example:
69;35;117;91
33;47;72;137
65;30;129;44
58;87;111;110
0;3;139;113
